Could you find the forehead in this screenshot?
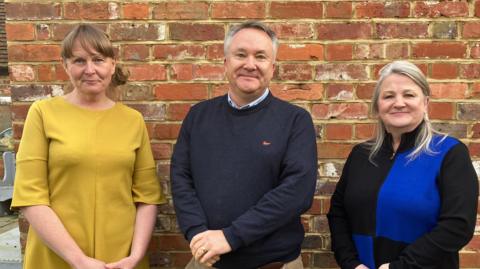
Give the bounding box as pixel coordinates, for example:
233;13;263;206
228;28;274;53
380;73;422;92
71;39;101;57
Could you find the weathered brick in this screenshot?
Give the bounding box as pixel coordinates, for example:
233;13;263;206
430;63;458;79
414;2;468;18
270;2;323;19
122;44;150;61
153;45;205;60
127;103;166;121
317;142;353;159
428;102;454;120
212;2;266;19
193;64;224;81
153;2;208;20
154;84;208;101
385;43;409;59
119;84;154;101
317;23;372;40
169;23;224;41
36;24;50;40
460;64;480;79
431;22;457;39
277;44;324;61
206;44;224;60
64;3;117;20
471;43;480;59
356;123;375;139
463;22;480;38
325;124;352;140
11;85;57;102
37;64;55;82
327;84;354;101
167;103;192;121
356;83;375;100
122;3;150;19
354;44;384;60
268;23;314;40
473;123;480;139
151;143;173;160
470;83;480;99
8;45;61;61
171;64;194;81
278;64;313;81
376;23;428;39
412;42;467;59
6;3;61;20
126;64;166;81
6;23;35;41
356;2;410;18
315;64;369;81
326;44;353;61
325;2;352;19
270;83;323;101
11;104;31;121
458;103;480;120
51;24;77;41
110;23;165;41
476;0;480;17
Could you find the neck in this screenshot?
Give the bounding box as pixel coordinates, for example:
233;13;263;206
65;90;114;110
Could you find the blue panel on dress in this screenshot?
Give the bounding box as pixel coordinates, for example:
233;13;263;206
376;135;458;243
352;234;376;269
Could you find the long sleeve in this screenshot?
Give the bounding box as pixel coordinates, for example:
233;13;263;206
390;143;479;269
327;151;362;269
222;110;317;250
171;109;209;241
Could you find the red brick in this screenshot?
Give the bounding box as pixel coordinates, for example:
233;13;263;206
473;123;480;139
311;104;329;119
412;42;467;59
153;45;205;60
376;23;428;39
471;43;480;59
122;3;149;19
167;104;192;121
355;2;410;18
430;63;458;79
271;2;323;19
354;44;384;60
8;44;61;61
328;103;369;119
37;64;55;82
11;104;31;121
6;3;61;20
51;24;77;41
169;23;224;41
325;124;352;140
193;64;224;81
110;23;164;41
317;142;353;159
468;143;480;158
64;3;114;20
206;44;224;60
326;44;353;61
122;45;150;61
152;124;181;140
428;102;454;120
277;44;324;61
317;23;372;40
460;64;480;79
153;2;208;20
211;2;266;19
315;64;369;81
471;83;480;99
327;84;354;100
151;143;173;160
12;123;23;140
278;64;313;81
476;0;480;17
268;23;314;40
386;43;409;59
414;2;468;18
127;64;166;81
120;84;154;101
270;83;323;101
171;64;194;81
461;252;480;268
55;64;69;81
325;2;352;19
154;84;208;101
355;123;375;139
6;23;34;41
463;22;480;38
212;84;229;97
9;65;35;82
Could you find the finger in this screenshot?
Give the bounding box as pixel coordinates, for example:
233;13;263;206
194;246;208;260
200;250;218;264
191;239;205;256
105;261;120;269
190;233;204;248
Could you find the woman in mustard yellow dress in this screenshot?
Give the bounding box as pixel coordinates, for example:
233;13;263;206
11;24;164;269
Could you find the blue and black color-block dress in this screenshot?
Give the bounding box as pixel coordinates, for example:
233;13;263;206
328;127;478;269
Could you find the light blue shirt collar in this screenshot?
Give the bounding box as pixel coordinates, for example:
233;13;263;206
227;89;270;110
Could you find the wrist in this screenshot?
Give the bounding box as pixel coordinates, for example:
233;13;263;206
67;253;88;268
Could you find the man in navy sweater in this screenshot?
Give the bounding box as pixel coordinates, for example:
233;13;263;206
171;21;317;269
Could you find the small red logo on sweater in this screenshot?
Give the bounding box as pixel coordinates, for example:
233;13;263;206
262;140;271;146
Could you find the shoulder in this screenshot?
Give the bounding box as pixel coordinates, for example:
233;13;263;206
115;103;145;122
270;95;309;115
189;95;224;113
431;134;464;154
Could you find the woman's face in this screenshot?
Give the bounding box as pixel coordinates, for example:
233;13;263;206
377;73;428;135
63;39;116;97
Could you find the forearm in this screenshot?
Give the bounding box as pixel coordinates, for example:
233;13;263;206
21;205;87;267
129;203;157;262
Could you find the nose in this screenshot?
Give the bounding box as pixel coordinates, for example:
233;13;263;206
243;56;256;70
393;96;406;108
84;60;95;74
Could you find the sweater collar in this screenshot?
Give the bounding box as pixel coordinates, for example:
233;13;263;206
225;91;273;115
383;122;423;154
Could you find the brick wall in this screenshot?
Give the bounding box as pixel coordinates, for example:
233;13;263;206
5;1;480;268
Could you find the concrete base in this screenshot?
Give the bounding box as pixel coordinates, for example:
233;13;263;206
0;217;22;269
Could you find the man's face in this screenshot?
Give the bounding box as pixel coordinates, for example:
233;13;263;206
224;28;275;106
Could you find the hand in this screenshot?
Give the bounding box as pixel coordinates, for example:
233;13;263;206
105;256;140;269
355;265;369;269
190;230;232;266
379;264;389;269
72;255;106;269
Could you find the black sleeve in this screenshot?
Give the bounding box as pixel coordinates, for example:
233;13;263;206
327;149;362;269
170;109;208;241
390;143;479;269
222;110;318;250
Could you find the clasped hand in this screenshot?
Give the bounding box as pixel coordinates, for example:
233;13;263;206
190;230;232;267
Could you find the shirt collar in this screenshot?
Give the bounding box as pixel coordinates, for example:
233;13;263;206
227;89;270;110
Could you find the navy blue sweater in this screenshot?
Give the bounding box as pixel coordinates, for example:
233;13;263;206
328;127;478;269
171;93;317;269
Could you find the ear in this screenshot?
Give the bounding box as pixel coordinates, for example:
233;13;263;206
110;58;116;76
424;95;429;108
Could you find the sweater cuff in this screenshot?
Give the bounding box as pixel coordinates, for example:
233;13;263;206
186;225;208;242
222;226;243;251
344;260;361;269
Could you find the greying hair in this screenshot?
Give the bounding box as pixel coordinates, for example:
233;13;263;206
224;21;279;62
368;60;443;163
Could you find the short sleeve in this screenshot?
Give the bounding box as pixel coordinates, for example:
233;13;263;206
131;120;165;204
11;102;50;208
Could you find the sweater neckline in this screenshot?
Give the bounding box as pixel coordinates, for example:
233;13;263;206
383;122;422;155
224;91;273;115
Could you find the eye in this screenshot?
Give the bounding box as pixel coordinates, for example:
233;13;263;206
234;52;246;58
404;93;416;98
382;95;394;99
256;54;267;60
93;57;105;63
73;58;86;64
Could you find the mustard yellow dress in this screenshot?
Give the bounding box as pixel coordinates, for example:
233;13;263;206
12;96;165;269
